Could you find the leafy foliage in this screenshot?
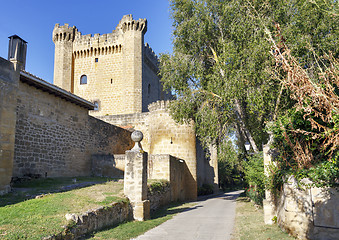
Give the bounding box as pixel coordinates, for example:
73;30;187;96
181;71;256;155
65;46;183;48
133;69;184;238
218;139;243;189
148;179;170;194
161;0;338;191
242;152;265;204
197;183;214;196
261;5;339;189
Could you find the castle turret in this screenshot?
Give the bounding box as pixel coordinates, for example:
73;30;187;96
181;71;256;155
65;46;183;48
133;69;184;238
53;24;77;92
119;14;147;113
147;101;198;200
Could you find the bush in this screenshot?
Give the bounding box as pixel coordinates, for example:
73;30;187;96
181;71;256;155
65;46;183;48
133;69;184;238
148;180;170;194
243;152;265;205
198;184;214;196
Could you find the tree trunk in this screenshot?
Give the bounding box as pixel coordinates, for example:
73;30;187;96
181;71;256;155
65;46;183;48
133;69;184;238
234;99;259;153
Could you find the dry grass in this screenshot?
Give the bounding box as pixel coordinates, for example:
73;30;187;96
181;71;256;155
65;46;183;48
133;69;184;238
232;196;295;240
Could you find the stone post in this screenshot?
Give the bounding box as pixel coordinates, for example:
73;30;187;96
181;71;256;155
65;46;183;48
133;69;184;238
124;130;150;221
263;138;276;224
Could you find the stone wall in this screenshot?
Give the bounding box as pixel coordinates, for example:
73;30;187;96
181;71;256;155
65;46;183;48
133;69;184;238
47;201;132;240
91;154;125;178
196;142;219;191
263;146;339;239
147;101;198;200
148;182;171;212
13;80;133;178
97;100;218;200
0;57;18;194
148;154;187;202
272;177;339;240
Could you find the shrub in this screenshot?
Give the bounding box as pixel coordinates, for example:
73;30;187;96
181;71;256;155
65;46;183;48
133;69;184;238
198;184;214;196
243;152;265;205
148;179;169;194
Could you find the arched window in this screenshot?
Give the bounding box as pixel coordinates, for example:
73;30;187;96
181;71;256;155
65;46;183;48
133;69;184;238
93;101;99;111
80;75;87;85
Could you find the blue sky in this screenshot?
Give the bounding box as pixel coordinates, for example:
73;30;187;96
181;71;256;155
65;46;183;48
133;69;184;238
0;0;173;83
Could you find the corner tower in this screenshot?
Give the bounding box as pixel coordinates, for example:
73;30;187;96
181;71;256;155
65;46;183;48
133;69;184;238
53;24;77;92
119;14;147;113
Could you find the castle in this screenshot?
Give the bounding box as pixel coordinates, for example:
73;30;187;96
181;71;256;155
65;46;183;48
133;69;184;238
0;15;218;200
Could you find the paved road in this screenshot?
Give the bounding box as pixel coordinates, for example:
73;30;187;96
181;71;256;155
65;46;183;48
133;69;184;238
134;190;243;240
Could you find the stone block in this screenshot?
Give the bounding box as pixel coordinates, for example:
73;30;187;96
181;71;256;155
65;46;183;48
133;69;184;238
263;199;275;225
133;200;150;221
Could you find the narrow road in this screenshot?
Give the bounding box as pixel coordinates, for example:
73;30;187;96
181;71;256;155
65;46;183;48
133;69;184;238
134;190;243;240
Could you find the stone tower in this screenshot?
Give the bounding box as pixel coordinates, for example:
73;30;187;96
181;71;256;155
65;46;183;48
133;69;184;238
52;15;168;116
52;24;77;92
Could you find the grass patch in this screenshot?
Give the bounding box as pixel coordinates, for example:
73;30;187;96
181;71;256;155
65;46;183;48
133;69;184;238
0;177;114;207
0;177;125;239
85;201;197;240
232;194;295;240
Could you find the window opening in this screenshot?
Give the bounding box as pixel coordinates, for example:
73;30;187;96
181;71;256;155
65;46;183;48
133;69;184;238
148;84;151;95
80;75;87;85
95;58;98;62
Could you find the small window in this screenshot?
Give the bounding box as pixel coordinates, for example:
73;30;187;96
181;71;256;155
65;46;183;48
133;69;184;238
93;101;99;111
147;84;151;96
80;75;87;85
95;58;98;62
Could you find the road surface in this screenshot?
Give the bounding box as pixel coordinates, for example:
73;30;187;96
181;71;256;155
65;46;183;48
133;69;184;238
134;190;243;240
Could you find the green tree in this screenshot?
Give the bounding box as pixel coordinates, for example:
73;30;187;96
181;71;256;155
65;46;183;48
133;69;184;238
217;138;243;189
160;0;338;154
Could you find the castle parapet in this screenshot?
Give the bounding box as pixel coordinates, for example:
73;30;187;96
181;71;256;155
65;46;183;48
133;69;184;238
144;43;159;67
148;100;170;112
118;14;147;33
53;24;77;43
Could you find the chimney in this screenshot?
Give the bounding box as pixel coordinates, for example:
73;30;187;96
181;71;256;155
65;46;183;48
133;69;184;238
8;35;27;71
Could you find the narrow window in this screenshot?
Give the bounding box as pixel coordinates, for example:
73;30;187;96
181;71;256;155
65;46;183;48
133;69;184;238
80;75;87;85
95;58;98;62
93;101;99;111
148;84;151;95
111;79;113;84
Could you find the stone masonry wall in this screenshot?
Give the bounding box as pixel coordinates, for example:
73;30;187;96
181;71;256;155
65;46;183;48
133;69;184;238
273;176;339;240
263;145;339;239
147;101;198;200
13;81;133;178
148;154;187;202
0;57;18;194
97;100;218;200
91;154;125;178
48;201;132;240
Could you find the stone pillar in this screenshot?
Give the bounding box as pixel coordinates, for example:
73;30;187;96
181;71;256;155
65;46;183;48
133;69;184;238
124;130;150;221
263;142;275;225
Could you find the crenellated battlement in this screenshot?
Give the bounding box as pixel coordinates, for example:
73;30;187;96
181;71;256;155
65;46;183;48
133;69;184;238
53;24;77;43
144;43;158;67
73;31;121;47
117;14;147;33
148;100;170;112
